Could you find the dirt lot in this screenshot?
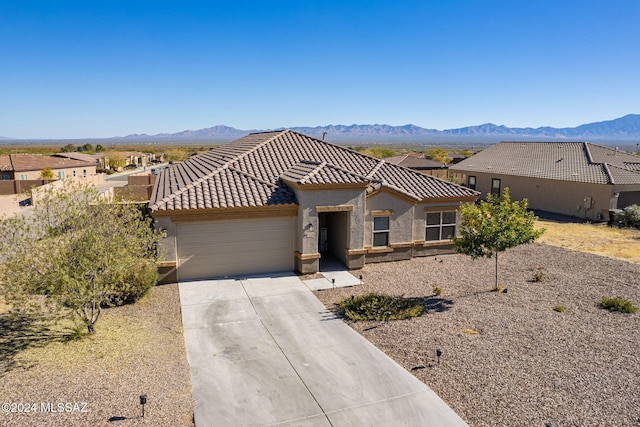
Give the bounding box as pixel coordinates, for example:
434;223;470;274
315;243;640;427
537;219;640;264
0;283;193;427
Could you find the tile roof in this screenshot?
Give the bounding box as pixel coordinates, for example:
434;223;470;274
150;130;479;211
450;142;640;185
53;152;102;163
384;154;447;169
280;161;370;186
0;154;95;172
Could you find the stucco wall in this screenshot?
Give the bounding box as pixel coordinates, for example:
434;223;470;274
467;172;614;221
365;190;414;245
17;165;98;180
292;187;366;256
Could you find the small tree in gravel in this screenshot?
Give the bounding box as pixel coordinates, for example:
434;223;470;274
454;188;544;289
0;180;162;334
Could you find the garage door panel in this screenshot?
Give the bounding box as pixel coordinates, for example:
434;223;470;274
177;217;294;281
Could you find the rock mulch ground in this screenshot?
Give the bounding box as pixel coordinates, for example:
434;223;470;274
0;283;193;427
315;243;640;427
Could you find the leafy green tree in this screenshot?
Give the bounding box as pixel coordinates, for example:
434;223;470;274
95;144;105;152
39;168;55;179
0;181;162;334
78;143;94;152
454;188;544;289
60;143;77;153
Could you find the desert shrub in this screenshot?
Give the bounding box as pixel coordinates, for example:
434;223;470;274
600;297;638;313
106;260;158;306
553;305;565;313
338;293;423;321
431;285;443;296
532;270;546;282
614;205;640;229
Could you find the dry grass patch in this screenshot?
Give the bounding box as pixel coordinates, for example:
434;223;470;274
536;219;640;264
0;284;193;427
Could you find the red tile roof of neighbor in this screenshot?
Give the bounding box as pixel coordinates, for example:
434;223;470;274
150;130;479;211
450;142;640;185
0;154;95;172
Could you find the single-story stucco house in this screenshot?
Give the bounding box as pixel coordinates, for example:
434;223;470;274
449;141;640;221
150;130;479;282
0;154;97;181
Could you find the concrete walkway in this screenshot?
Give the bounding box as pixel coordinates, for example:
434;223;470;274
179;272;468;427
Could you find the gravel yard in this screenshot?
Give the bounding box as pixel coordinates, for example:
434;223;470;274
315;243;640;427
0;283;193;427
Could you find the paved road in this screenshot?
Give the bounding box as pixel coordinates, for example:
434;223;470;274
180;273;468;427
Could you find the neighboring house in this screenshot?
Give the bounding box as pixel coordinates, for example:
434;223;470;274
53;152;105;169
450;142;640;221
150;130;479;282
384;153;465;181
124;151;148;167
0;154;97;180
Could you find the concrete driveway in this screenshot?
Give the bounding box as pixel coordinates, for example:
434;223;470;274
179;273;468;426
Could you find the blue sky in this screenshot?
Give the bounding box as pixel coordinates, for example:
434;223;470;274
1;1;639;139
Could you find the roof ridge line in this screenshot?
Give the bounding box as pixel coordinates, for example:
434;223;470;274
366;160;385;178
302;161;327;184
602;162;614;184
232;129;288;164
583;142;596;164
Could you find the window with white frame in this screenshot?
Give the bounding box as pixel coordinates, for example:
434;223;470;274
426;211;456;241
20;174;28;180
58;171;65;180
372;216;390;247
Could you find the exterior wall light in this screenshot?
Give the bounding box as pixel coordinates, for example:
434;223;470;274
308;223;314;232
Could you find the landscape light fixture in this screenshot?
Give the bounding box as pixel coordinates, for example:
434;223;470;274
139;394;147;418
332;278;336;289
359;274;363;285
436;348;443;364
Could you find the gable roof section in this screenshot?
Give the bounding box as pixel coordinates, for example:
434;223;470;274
450;142;640;185
280;160;370;187
150;130;478;211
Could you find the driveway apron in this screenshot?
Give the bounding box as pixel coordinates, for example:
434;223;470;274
179;273;468;427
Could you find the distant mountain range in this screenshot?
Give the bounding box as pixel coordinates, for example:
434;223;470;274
3;114;640;144
120;114;640;143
